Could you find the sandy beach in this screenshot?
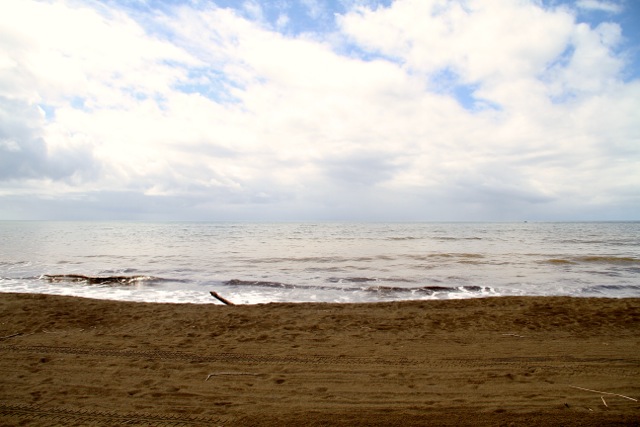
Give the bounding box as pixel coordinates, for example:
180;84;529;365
0;293;638;426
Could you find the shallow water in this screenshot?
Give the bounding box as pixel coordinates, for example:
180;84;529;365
1;221;638;304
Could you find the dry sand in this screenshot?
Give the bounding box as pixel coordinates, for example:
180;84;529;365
0;293;638;426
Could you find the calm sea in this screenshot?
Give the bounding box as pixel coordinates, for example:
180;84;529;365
1;221;638;304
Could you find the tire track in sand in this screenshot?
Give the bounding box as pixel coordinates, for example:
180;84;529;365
0;344;416;366
0;403;232;426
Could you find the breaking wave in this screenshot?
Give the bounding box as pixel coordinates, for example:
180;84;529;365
224;279;297;289
581;284;640;295
363;285;490;295
224;278;491;296
42;274;163;285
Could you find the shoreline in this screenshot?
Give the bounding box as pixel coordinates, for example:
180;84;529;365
1;293;639;426
2;288;640;306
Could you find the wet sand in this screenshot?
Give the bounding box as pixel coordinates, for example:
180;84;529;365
0;293;638;426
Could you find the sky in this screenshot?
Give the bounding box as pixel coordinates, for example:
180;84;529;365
0;0;639;221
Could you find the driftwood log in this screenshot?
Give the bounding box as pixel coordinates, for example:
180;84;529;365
210;291;235;305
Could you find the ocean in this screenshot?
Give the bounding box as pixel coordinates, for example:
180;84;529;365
1;221;638;304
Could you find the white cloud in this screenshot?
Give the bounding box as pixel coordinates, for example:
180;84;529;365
576;0;623;13
0;0;638;220
1;0;195;102
339;0;578;87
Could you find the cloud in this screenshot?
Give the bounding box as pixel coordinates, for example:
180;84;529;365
576;0;623;13
0;0;638;220
340;1;579;87
0;95;99;183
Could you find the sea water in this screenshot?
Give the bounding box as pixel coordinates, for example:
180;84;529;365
1;221;638;304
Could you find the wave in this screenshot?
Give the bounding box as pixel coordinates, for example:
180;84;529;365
557;239;607;244
0;261;32;267
239;255;402;265
545;259;576;265
239;253;490;265
42;274;161;285
408;253;485;261
546;256;640;265
224;279;297;289
436;237;483;241
364;285;489;295
558;239;640;246
581;284;640;295
327;277;415;284
575;256;639;263
328;277;377;283
224;278;490;295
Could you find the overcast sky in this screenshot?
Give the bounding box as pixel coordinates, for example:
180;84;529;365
1;0;638;221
